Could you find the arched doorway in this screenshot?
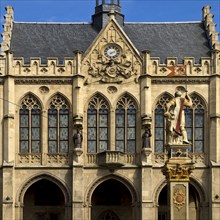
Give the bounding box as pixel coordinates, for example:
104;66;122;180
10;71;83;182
91;179;132;220
23;179;65;220
158;184;201;220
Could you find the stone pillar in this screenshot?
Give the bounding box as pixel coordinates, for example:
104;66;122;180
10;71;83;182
162;144;194;220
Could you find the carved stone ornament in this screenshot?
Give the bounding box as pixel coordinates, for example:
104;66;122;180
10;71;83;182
82;23;141;84
173;188;186;210
162;163;194;181
107;86;118;94
39;86;49;94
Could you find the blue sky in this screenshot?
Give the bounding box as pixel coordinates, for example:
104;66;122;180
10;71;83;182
0;0;220;38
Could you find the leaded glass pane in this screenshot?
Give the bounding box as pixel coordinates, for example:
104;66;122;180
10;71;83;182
20;141;29;153
116;141;124;152
88;128;96;140
88;141;96;153
155;141;164;153
99;128;107;140
60;107;68;114
127;128;135;139
60;128;68;140
195;141;203;153
195;114;204;127
195;128;203;140
186;128;192;140
20;115;29;127
155;114;164;127
116;114;124;126
99;114;108;127
20;128;29;140
60;141;68;153
32;128;40;140
116;128;124;139
88;115;96;127
127;141;135;153
31;115;40;127
188;145;193;153
31;141;40;153
127;106;136;113
127;114;135;127
155;128;163;140
116;108;125;114
48;141;57;153
49;128;57;140
185;109;193;126
60;115;68;127
48;114;57;127
99;141;107;152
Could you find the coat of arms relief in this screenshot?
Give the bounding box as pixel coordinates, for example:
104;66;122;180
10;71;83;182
82;24;141;84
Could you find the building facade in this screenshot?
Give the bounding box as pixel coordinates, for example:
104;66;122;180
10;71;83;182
0;0;220;219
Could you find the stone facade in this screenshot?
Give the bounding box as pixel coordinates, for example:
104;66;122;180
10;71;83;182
0;1;220;220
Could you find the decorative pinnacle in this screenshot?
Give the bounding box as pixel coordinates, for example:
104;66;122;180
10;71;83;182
108;10;116;19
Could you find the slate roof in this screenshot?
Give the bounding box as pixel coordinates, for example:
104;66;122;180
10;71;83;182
10;21;211;64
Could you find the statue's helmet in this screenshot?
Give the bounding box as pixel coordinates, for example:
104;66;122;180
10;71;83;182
174;90;182;97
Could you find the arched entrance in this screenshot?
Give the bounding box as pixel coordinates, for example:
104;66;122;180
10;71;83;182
23;179;65;220
91;179;132;220
158;184;201;220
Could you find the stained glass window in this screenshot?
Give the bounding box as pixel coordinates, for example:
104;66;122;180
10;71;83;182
87;94;109;153
19;95;41;153
48;95;69;153
185;95;205;153
116;95;137;153
154;94;172;153
154;93;205;154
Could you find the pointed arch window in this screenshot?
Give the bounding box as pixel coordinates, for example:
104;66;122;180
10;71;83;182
154;94;172;153
87;94;109;153
185;94;205;153
154;93;205;154
19;95;41;153
48;95;69;153
115;95;137;153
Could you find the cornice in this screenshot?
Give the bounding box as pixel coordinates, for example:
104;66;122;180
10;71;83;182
14;77;73;85
151;77;210;84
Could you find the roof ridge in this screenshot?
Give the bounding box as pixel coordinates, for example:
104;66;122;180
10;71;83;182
13;21;92;24
125;21;202;24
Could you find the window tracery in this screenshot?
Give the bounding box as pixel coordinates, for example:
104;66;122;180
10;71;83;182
116;95;137;153
154;94;172;153
48;95;69;153
154;93;205;154
19;95;41;153
87;94;109;153
185;94;205;153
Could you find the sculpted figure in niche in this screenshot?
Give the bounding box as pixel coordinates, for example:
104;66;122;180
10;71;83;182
142;127;152;148
164;90;192;145
73;129;83;148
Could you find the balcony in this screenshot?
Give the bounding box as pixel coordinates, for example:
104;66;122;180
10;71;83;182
96;151;126;169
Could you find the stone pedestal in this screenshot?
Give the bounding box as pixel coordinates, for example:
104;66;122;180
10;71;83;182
162;144;194;220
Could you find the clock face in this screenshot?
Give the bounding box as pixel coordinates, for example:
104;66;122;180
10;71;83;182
104;45;120;59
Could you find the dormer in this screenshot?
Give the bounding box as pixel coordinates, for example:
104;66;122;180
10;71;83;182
92;0;124;31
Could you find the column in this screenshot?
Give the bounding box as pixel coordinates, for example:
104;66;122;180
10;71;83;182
162;144;194;220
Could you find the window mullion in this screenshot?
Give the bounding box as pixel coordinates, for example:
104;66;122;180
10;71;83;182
97;110;99;152
192;108;195;153
57;109;60;153
125;109;127;152
29;109;31;154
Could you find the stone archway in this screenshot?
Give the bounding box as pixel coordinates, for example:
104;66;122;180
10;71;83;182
23;179;65;220
91;179;132;220
157;183;202;220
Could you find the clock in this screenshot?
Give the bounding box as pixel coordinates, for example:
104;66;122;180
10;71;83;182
104;44;120;59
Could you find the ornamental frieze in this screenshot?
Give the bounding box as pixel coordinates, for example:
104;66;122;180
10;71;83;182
15;79;72;85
